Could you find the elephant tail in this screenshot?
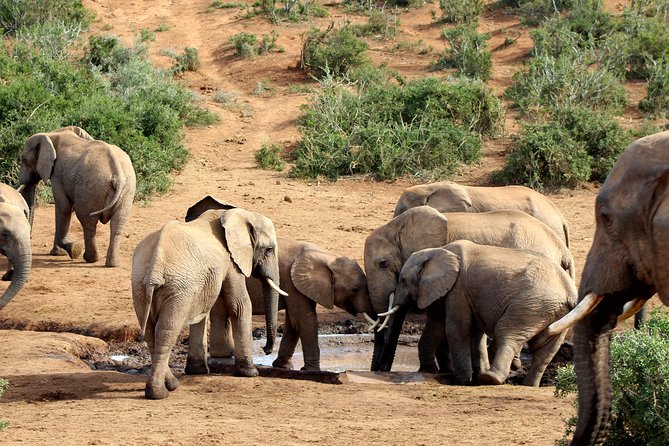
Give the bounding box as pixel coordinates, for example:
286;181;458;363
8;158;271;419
89;150;128;219
138;283;156;342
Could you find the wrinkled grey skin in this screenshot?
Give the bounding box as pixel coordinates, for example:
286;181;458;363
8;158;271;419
19;126;136;267
206;237;374;371
131;208;281;399
365;206;574;372
0;183;32;310
569;131;669;445
394;181;570;248
379;241;576;386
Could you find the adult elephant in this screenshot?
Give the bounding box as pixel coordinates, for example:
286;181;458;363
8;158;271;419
131;208;286;399
0;182;32;310
19;126;136;267
365;205;574;372
378;241;576;386
546;131;669;445
393;181;570;248
184;196;375;371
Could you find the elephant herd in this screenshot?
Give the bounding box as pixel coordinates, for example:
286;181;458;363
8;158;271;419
2;126;669;446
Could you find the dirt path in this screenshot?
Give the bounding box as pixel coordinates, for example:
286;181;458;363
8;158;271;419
0;0;623;444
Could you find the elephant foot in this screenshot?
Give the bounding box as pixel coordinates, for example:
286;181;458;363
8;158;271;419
272;358;293;370
83;249;99;263
511;355;522;371
50;245;69;257
105;257;119;267
145;384;170;400
233;366;259;377
165;375;179;391
300;364;320;372
478;369;505;385
418;364;439;374
1;269;13;281
185;357;209;375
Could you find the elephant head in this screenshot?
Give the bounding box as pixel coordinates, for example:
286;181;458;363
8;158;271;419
393;181;471;216
546;131;669;445
220;208;283;355
291;248;374;317
0;203;32;310
375;247;459;371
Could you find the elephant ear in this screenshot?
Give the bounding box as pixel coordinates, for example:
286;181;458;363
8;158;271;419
427;182;472;211
26;134;56;182
186;196;237;222
416;248;460;310
54;126;95;141
397;206;450;260
220;209;254;277
291;249;335;309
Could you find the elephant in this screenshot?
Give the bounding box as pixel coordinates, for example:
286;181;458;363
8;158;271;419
131;207;286;399
365;205;575;372
393;181;570;248
19;126;136;267
544;131;669;445
205;237;375;371
183;196;375;372
0;182;32;310
376;240;576;386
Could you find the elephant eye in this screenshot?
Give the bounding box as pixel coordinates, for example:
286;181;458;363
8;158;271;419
378;259;389;269
265;246;274;255
351;286;360;293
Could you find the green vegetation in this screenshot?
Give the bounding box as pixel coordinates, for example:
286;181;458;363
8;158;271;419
291;72;502;180
255;144;286;171
246;0;328;23
0;5;217;200
434;24;492;80
171;47;201;73
640;57;669;117
300;26;369;79
0;378;7;430
228;31;281;58
555;309;669;446
350;10;399;40
0;0;90;34
438;0;484;24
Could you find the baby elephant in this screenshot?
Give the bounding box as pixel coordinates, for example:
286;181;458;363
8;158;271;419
0;182;32;310
206;237;374;371
379;240;576;386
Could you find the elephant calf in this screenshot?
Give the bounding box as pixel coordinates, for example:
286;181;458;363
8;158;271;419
0;182;32;310
379;240;577;386
205;237;375;371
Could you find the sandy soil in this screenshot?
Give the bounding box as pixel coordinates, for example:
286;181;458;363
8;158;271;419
0;0;654;444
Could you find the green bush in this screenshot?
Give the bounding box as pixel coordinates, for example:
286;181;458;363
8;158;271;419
639;57;669;117
493;122;591;189
505;52;627;114
435;24;492;80
615;11;669;80
555;309;669;446
248;0;328;23
291;73;502;180
530;17;587;58
438;0;484;24
229;31;280;58
255;144;286;171
300;26;369;79
0;378;7;430
171;47;200;73
350;10;399;40
0;0;90;34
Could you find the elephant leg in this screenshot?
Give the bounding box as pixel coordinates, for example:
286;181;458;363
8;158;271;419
210;298;235;358
273;316;299;370
523;331;568;387
470;326;489;380
418;306;446;374
478;335;524;385
144;314;182;400
435;338;452;374
78;214;100;264
185;314;209;375
51;183;81;258
105;206;130;267
295;309;320;371
225;282;258;377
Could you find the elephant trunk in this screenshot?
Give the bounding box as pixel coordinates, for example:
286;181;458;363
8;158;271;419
376;305;409;372
261;277;280;355
370;329;386;371
570;302;620;446
20;183;37;230
0;237;32;310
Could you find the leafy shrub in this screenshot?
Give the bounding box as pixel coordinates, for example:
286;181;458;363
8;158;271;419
493;122;591;189
15;20;84;60
505;52;627;114
639;57;669;117
438;0;484;24
300;26;369;79
248;0;328;23
615;11;669;79
171;47;201;73
550;106;632;182
291;73;502;180
0;0;90;34
435;24;492;80
229;32;258;58
350;10;399;40
256;144;286;171
555;309;669;446
0;378;7;430
530;17;587;58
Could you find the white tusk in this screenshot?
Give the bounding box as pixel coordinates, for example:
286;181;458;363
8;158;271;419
266;278;288;297
547;292;604;336
363;312;376;324
377;305;401;317
367;318;381;332
376;314;391;332
617;298;646;323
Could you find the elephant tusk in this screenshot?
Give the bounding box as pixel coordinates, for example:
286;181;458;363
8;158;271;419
367;318;381;333
546;292;604;336
377;305;401;317
376;314;391;332
617;298;646;323
266;278;288;297
362;312;381;332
